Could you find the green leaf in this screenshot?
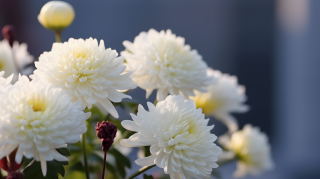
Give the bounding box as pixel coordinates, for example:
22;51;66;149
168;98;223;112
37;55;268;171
23;160;68;179
66;161;84;172
107;147;131;178
89;151;123;179
64;170;86;179
122;101;139;108
56;148;70;156
108;148;131;168
121;101;139;113
143;146;151;157
86;105;104;122
23;148;69;179
116;163;126;178
104;161;116;175
21;157;35;169
143;174;154;179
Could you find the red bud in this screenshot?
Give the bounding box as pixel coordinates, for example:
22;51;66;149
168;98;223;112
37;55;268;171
6;171;24;179
0;150;22;172
2;25;15;47
0;158;9;171
95;121;117;152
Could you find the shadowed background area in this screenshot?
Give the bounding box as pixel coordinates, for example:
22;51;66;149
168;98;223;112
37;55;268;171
0;0;319;179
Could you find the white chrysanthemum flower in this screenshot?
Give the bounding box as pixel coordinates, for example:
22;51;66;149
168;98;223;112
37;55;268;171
190;68;249;132
121;29;212;101
0;40;34;80
34;38;137;118
0;40;16;78
0;71;13;87
0;76;91;176
12;41;34;75
121;95;222;179
219;125;274;178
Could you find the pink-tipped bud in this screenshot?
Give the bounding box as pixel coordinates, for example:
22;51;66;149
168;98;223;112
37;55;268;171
0;158;8;171
95;121;117;152
2;25;15;47
6;171;24;179
0;150;22;172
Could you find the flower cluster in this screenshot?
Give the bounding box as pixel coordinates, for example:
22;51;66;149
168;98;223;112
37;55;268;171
120;30;274;178
0;1;274;179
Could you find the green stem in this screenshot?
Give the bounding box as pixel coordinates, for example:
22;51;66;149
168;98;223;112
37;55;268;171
126;165;155;179
82;133;90;179
0;168;3;179
216;157;235;167
54;31;61;42
154;99;158;106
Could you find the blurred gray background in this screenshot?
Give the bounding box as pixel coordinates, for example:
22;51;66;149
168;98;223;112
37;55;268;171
0;0;319;179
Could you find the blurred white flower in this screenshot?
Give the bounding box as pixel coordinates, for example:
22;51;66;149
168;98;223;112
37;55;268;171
121;95;222;179
0;40;16;78
38;1;75;31
12;41;34;75
0;76;90;176
34;38;136;118
219;124;274;178
121;29;212;101
0;39;34;80
137;148;145;159
190;68;249;132
0;71;13;87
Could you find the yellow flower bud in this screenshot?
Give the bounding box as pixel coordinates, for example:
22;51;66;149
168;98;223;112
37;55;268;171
38;1;75;31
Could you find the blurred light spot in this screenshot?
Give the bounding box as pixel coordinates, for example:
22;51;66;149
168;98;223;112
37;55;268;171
277;0;309;34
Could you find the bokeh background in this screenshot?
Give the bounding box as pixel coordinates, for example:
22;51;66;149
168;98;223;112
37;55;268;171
0;0;319;179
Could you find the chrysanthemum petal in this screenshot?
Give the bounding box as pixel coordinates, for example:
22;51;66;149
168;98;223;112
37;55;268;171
121;29;212;101
121;95;221;178
33;38;136;118
0;78;90;177
135;155;157;166
98;98;119;118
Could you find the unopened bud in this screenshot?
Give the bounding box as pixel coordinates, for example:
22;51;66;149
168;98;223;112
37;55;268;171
95;121;117;152
6;171;24;179
0;150;22;172
2;25;15;47
38;1;75;31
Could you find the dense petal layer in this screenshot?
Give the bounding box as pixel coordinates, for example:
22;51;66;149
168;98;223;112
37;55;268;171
0;77;90;176
34;38;137;118
121;29;212;101
191;68;249;132
121;95;222;179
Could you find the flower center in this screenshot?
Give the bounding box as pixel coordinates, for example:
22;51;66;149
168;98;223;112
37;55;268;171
75;52;87;59
193;97;221;115
235;152;251;164
230;134;252;164
0;61;3;71
29;95;46;112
